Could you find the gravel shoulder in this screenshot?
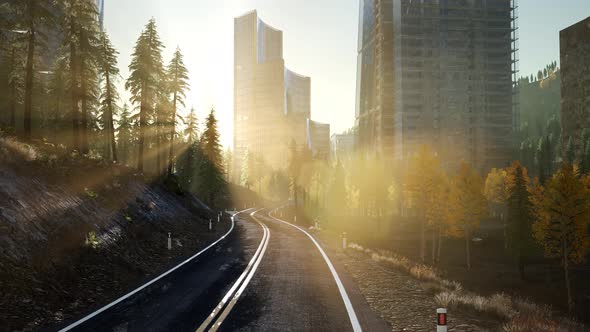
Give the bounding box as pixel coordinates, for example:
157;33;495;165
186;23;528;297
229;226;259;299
315;230;503;332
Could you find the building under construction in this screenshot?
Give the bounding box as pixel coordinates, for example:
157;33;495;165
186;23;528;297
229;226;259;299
356;0;519;172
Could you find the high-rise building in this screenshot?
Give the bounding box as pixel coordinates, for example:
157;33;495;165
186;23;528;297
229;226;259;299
234;10;319;180
560;16;590;153
307;119;331;159
331;130;356;161
356;0;518;172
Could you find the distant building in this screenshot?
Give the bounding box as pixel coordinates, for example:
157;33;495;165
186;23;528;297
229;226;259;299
307;120;330;159
356;0;518;172
331;130;356;161
97;0;105;31
560;16;590;154
233;10;324;180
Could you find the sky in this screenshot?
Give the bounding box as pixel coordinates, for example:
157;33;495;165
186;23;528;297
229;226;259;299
104;0;589;148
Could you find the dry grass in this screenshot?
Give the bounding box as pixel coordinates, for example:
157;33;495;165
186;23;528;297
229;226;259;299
0;136;38;162
347;242;585;332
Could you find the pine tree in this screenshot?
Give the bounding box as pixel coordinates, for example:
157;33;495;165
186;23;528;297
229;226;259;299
117;103;133;165
47;54;69;142
505;161;535;280
201;108;223;171
126;18;165;172
178;107;199;188
9;0;56;140
166;47;189;175
531;164;590;312
97;31;119;162
62;0;101;153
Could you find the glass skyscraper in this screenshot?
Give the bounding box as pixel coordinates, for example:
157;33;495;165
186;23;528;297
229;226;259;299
356;0;518;172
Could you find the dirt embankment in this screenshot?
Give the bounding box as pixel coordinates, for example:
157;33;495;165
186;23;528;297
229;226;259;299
0;138;230;331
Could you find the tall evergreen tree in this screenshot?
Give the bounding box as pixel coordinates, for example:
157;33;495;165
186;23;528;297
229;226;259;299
117;103;133;165
166;47;189;175
201;108;223;171
62;0;101;153
47;54;69;142
505;161;535;280
97;31;119;162
9;0;56;140
126;18;165;172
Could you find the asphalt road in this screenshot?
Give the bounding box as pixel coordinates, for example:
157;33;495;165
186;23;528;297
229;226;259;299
53;209;390;332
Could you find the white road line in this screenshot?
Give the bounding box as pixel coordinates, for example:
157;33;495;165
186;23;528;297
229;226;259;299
269;208;363;332
58;208;253;332
207;211;270;331
195;208;268;332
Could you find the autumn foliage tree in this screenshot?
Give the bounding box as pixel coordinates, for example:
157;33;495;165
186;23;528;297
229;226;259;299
448;161;488;270
530;164;590;312
406;145;443;262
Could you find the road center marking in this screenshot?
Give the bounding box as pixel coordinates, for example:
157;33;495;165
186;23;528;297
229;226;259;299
197;209;270;332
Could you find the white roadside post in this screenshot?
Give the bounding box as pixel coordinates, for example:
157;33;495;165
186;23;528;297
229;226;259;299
342;232;347;250
209;219;212;231
167;232;172;250
437;308;447;332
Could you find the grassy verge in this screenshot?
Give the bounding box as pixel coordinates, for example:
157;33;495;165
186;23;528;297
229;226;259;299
347;243;585;332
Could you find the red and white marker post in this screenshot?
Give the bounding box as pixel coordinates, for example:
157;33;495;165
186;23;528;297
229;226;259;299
437;308;447;332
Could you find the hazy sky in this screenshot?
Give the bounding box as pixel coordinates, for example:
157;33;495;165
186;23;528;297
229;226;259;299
104;0;589;148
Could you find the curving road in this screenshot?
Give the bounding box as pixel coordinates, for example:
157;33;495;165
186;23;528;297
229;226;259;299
53;208;390;332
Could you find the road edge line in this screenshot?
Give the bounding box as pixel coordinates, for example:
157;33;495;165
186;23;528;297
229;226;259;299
269;208;362;332
58;208;253;332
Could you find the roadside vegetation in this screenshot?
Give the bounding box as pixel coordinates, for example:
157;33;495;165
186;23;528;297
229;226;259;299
347;243;585;332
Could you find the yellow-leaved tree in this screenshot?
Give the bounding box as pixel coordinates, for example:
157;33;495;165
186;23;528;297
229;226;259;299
406;145;443;262
426;171;450;264
530;164;590;312
448;161;488;270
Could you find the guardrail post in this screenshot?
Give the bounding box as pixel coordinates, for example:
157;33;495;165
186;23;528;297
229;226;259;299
437;308;447;332
167;232;172;250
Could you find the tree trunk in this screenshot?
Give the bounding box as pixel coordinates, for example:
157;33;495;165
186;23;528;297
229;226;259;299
70;39;80;151
156;116;161;173
437;227;442;264
24;19;35;141
80;60;89;155
465;228;471;270
563;240;574;312
105;74;117;162
138;97;146;172
420;217;425;262
168;93;177;176
9;47;16;129
518;254;526;281
432;226;436;264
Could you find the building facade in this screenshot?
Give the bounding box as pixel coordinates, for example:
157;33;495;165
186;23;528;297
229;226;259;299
356;0;518;172
233;11;322;180
331;130;356;161
560;16;590;154
307;119;331;159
